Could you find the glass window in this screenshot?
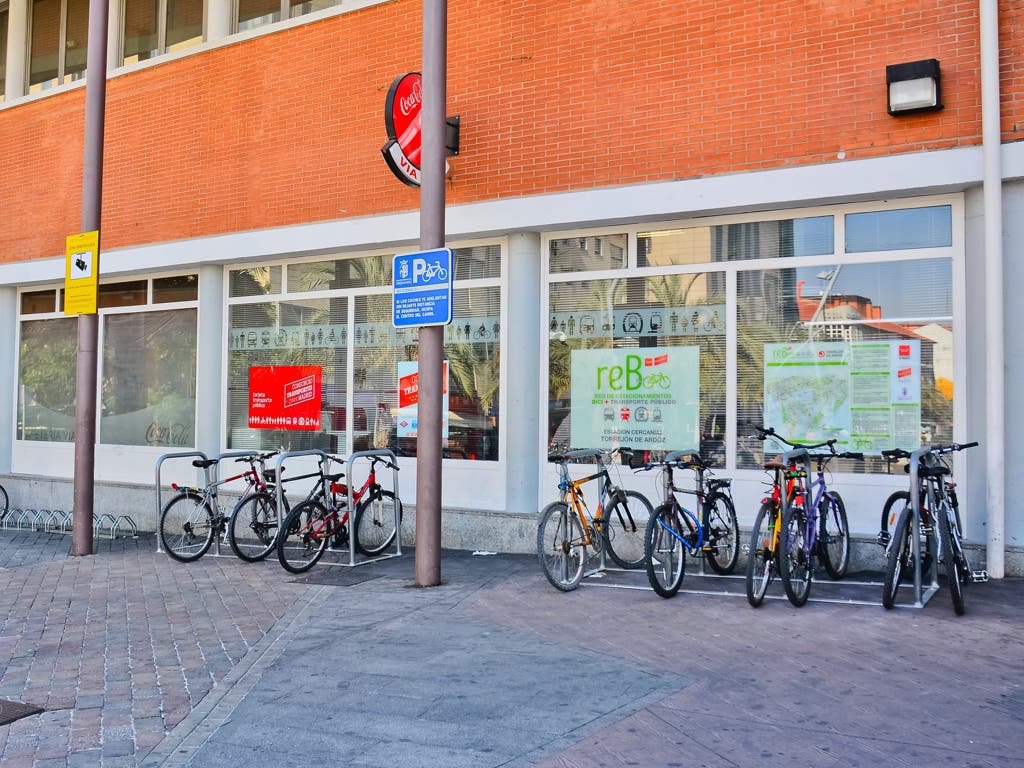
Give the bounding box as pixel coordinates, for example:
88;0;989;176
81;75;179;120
638;217;834;267
238;0;282;30
229;266;282;297
29;0;88;91
288;0;341;19
153;274;199;303
20;289;57;314
123;0;202;64
226;298;348;452
98;280;147;308
549;234;626;274
735;258;953;470
454;244;501;280
548;274;726;464
100;310;198;446
846;206;952;252
287;255;392;292
18;317;77;441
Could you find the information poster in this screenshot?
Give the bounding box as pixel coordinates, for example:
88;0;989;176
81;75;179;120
570;347;699;450
763;341;920;453
248;365;322;430
396;360;450;438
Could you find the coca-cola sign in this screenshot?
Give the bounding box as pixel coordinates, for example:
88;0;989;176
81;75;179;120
382;72;424;187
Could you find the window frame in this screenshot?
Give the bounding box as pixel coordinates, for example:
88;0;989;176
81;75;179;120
27;0;88;92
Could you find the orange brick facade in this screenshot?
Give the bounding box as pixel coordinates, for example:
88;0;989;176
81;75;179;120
0;0;1021;264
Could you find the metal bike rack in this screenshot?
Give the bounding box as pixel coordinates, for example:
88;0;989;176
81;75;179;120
344;449;403;567
907;447;940;608
154;450;210;554
273;449;403;568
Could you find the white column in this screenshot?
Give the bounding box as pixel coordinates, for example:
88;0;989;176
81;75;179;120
4;0;28;99
195;265;225;455
0;288;16;472
206;0;233;42
106;0;121;70
505;232;542;515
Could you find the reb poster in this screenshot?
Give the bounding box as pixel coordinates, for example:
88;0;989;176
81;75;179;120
569;347;699;450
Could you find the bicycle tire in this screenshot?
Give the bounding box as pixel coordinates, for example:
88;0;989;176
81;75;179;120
937;503;966;615
882;505;913;609
355;489;401;556
779;501;812;607
819;492;850;580
644;503;686;598
536;501;586;591
880;490;911;543
277;500;332;574
0;484;8;516
703;492;739;575
601;489;653;570
160;490;216;562
228;491;285;562
746;501;777;608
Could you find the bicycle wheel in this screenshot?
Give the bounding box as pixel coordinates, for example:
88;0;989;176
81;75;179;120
779;501;812;607
644;503;686;598
277;500;331;574
819;492;850;580
601;489;653;569
160;490;216;562
880;490;911;545
228;491;285;562
536;502;586;591
937;503;966;615
0;484;8;517
882;505;913;609
354;489;401;556
703;492;739;575
746;501;777;608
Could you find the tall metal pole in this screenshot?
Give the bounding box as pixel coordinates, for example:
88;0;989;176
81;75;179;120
415;0;447;586
71;0;110;556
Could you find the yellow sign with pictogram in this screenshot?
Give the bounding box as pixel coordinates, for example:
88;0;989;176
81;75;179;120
65;230;100;315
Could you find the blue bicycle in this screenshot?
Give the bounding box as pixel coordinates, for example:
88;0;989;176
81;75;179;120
641;450;739;598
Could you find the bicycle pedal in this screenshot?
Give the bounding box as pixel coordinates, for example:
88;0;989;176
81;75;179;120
971;570;989;583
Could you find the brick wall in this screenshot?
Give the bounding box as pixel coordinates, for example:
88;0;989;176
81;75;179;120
0;0;1020;265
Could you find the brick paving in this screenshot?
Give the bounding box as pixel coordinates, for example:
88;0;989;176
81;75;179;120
0;532;312;767
0;532;1021;767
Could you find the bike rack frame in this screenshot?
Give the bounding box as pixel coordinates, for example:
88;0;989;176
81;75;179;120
274;448;403;568
155;450;210;554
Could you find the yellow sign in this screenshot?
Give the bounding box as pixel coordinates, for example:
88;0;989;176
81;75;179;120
65;230;100;315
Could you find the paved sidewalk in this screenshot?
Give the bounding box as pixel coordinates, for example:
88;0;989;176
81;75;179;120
0;530;1022;767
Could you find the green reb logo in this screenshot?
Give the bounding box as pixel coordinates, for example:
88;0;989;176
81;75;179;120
596;354;671;391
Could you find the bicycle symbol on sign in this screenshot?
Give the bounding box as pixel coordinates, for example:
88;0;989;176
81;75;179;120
422;261;448;281
643;372;672;389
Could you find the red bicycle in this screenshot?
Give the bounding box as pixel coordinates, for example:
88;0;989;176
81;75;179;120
276;454;402;573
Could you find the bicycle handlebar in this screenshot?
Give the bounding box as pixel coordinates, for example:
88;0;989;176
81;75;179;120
747;425;837;452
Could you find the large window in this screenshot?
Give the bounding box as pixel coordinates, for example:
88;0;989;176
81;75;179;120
226;245;502;461
546;201;958;474
237;0;344;31
29;0;88;92
122;0;203;65
17;276;199;446
1;5;8;101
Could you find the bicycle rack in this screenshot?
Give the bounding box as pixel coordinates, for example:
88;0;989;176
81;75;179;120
906;447;940;608
274;448;403;569
154;450;211;554
664;448;709;577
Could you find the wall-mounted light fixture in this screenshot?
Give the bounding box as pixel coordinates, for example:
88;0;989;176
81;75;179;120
886;59;942;115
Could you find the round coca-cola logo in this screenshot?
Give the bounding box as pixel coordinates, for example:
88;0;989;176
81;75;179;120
382;72;423;187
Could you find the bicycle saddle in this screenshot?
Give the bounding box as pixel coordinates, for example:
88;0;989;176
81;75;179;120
192;458;218;469
763;458;787;470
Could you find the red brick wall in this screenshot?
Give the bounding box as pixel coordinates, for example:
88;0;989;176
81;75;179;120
0;0;1020;265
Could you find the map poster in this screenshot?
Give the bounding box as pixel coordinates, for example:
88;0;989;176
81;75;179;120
763;341;921;454
570;347;699;450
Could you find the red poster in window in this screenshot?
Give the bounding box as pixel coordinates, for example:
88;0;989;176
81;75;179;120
248;366;322;430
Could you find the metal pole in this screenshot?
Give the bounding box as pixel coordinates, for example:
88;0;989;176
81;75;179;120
415;0;447;586
71;0;110;556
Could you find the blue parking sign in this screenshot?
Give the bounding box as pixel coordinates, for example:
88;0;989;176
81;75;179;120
393;248;453;327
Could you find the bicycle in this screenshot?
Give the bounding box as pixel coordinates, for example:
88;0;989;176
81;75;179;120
277;453;402;573
639;450;739;598
744;426;857;607
536;448;653;592
0;483;9;523
771;435;861;607
881;442;981;614
160;452;280;562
